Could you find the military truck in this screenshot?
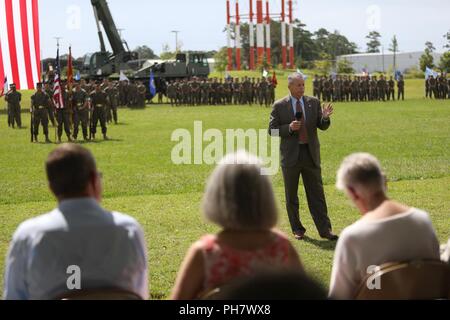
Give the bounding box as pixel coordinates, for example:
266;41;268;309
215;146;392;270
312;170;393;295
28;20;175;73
82;0;209;83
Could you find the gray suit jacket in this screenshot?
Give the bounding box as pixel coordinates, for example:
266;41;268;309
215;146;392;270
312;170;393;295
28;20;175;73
269;95;331;168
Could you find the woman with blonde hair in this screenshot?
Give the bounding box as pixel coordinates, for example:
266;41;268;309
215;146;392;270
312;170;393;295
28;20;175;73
171;151;303;300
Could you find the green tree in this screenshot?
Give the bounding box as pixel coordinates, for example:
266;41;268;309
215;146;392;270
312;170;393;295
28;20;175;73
444;30;450;49
425;41;435;52
160;43;176;60
213;47;229;73
389;35;399;72
439;51;450;72
337;58;354;74
315;53;333;74
323;30;358;59
419;48;434;72
366;31;381;53
134;45;158;59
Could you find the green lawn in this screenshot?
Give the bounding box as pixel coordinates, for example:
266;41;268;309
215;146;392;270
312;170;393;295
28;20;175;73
0;74;449;299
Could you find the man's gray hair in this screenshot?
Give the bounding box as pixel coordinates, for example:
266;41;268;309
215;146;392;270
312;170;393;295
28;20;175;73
288;72;305;86
202;151;278;231
336;153;386;194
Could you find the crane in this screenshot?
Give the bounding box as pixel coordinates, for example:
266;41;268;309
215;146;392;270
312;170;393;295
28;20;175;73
82;0;210;82
82;0;137;79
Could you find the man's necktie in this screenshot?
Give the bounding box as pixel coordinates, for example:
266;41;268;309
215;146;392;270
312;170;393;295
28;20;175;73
296;99;308;144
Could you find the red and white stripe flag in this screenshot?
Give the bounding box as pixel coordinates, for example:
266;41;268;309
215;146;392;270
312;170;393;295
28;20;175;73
52;49;64;109
0;0;41;91
0;76;7;97
53;72;64;109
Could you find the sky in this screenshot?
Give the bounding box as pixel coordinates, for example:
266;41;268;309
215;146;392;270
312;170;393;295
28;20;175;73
39;0;450;59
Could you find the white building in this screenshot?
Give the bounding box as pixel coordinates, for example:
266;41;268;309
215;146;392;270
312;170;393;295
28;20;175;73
337;51;443;73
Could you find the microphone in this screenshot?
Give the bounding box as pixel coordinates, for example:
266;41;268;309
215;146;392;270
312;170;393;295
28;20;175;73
295;111;303;121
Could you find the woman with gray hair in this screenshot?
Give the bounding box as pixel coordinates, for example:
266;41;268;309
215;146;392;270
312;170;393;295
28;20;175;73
171;151;303;300
329;153;440;299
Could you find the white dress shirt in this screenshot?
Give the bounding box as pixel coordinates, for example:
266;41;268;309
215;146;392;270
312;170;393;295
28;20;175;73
3;198;149;300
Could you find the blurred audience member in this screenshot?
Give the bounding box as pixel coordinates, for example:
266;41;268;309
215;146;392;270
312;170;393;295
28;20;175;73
329;153;440;299
3;144;148;300
171;151;303;300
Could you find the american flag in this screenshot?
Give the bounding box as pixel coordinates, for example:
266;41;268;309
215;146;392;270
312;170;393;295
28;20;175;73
0;76;7;97
52;48;64;109
0;0;41;90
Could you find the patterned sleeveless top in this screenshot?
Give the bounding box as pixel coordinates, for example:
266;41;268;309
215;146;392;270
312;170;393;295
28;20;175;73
198;231;291;290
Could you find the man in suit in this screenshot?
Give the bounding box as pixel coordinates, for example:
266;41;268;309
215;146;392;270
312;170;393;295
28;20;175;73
269;73;338;241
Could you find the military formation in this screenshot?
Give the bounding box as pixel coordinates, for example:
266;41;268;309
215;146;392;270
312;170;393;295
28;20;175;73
166;76;276;107
27;79;129;143
312;74;406;102
425;75;450;99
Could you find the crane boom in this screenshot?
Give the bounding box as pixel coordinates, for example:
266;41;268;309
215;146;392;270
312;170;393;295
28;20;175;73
91;0;126;56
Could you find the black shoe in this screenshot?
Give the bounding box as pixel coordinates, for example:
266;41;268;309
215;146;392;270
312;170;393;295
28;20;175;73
103;134;109;140
320;232;339;241
293;230;306;241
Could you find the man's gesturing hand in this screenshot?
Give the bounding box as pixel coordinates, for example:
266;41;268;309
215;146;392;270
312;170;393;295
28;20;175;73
322;103;334;119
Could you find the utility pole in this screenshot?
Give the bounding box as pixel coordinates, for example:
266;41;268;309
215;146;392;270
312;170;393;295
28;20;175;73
54;37;62;50
171;30;180;53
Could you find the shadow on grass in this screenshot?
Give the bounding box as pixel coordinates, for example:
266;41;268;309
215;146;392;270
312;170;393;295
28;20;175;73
30;138;124;145
78;138;124;145
303;236;337;251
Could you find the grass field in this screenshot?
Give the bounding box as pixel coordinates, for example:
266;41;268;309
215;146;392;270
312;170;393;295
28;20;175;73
0;73;449;299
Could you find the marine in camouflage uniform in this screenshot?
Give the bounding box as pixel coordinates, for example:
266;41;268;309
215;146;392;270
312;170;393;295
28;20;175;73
30;82;51;143
233;78;241;105
201;79;210;105
44;82;56;127
55;82;73;143
397;76;405;101
377;75;387;101
313;75;321;100
5;83;22;129
191;78;201;106
242;77;252;105
343;76;351;102
90;83;109;140
72;82;89;141
106;82;119;123
370;76;378;101
387;77;395;101
258;78;268;106
137;82;147;107
167;81;177;107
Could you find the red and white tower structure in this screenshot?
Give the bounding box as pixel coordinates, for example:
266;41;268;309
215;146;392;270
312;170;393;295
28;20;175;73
248;0;255;70
235;0;241;70
288;0;294;68
256;0;264;66
225;0;295;70
226;0;233;71
265;0;271;65
281;0;287;69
